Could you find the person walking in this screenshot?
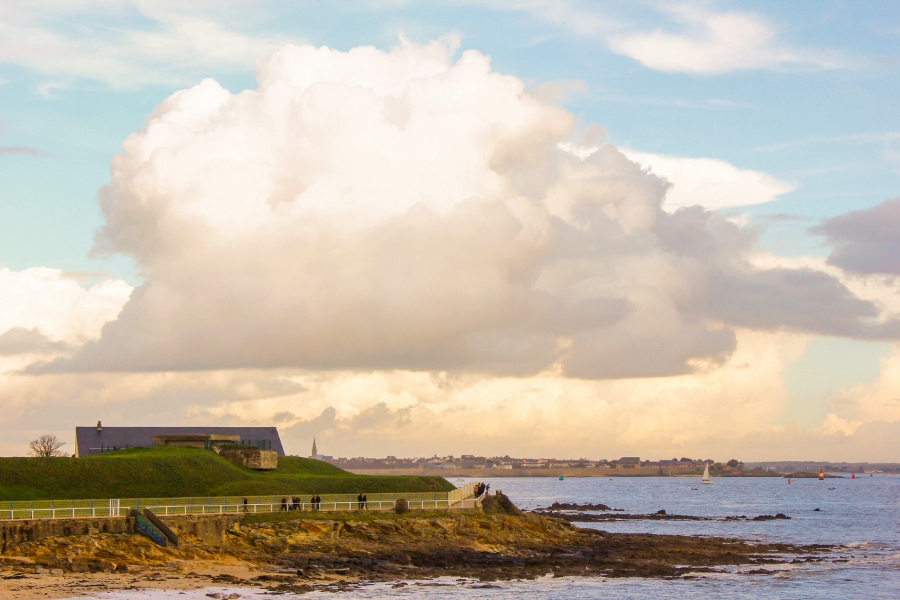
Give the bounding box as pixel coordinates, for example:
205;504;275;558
357;493;363;510
280;497;287;511
362;494;368;510
243;497;248;513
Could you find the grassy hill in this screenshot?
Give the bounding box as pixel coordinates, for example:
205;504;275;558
0;447;453;501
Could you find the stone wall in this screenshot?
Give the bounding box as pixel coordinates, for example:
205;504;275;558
0;513;242;553
0;516;132;553
162;513;242;544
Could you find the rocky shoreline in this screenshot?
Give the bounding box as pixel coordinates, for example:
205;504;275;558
0;498;835;598
533;504;794;522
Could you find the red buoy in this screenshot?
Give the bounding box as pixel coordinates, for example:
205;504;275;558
818;467;825;481
852;473;856;479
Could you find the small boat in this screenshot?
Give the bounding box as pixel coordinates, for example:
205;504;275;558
701;463;714;484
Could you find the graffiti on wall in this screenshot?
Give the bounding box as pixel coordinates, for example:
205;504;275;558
134;513;167;546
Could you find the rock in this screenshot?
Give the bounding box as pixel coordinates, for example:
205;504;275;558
70;562;89;573
34;567;49;574
539;502;613;511
49;568;64;575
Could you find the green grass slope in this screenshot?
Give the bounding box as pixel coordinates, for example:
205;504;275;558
0;447;453;501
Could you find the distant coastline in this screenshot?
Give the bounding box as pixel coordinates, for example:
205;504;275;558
347;467;783;478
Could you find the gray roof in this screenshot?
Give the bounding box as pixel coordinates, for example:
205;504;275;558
74;426;285;457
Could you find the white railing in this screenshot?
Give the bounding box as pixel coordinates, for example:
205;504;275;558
0;484;481;521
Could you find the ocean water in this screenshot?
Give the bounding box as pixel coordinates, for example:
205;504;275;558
68;475;900;599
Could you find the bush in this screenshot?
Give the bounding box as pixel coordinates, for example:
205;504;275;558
394;498;409;514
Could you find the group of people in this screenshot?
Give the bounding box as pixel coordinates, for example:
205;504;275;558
278;495;319;511
474;482;490;497
272;493;368;511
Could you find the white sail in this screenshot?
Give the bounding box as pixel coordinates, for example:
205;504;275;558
701;463;713;484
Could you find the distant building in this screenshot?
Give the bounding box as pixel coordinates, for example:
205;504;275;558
310;438;318;460
74;423;284;457
615;456;641;469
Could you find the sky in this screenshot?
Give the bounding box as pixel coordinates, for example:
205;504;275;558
0;0;898;461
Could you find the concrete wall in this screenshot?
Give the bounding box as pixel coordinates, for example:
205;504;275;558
0;513;242;554
0;516;132;553
219;448;278;470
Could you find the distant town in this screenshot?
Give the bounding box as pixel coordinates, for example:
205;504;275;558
320;454;716;470
312;449;900;475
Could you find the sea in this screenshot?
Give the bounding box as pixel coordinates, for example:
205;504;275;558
67;474;899;599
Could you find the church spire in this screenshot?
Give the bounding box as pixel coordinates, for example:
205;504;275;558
310;437;318;459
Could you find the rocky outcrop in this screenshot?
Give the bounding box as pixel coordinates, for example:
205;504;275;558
0;511;829;584
535;502;615;511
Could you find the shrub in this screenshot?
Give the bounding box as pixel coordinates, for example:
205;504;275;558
394;498;409;514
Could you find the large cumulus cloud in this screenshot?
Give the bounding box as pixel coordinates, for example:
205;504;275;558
48;38;897;378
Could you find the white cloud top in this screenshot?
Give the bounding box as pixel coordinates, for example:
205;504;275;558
0;267;130;347
621;150;796;210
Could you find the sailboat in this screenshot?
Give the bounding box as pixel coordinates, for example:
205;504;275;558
701;463;714;485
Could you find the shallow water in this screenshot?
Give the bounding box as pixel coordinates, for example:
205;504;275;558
68;474;900;599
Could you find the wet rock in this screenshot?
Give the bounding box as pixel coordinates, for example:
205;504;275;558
537;502;613;511
534;510;708;522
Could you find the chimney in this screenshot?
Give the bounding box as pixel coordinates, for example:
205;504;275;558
97;421;102;432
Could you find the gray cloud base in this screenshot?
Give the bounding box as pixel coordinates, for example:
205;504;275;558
812;197;900;276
